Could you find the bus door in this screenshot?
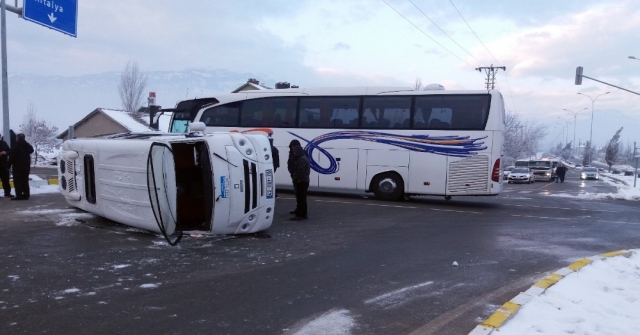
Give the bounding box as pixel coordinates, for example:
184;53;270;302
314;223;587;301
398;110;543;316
147;143;178;236
317;148;358;189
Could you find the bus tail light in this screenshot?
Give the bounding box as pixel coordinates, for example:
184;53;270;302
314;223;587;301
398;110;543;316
491;159;501;182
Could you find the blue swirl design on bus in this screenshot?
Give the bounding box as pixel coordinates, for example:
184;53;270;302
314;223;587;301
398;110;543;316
288;130;487;175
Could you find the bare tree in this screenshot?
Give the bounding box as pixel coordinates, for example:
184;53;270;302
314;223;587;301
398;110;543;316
414;77;423;91
503;112;547;162
605;127;623;172
118;61;148;113
19;103;59;165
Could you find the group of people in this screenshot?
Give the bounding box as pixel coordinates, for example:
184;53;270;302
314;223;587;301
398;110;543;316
268;138;311;221
0;133;35;200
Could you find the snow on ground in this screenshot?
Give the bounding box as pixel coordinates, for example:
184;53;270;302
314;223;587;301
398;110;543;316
29;184;59;195
285;309;355;335
484;250;640;335
548;171;640;201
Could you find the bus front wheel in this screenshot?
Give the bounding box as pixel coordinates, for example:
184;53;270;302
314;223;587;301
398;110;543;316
372;173;404;201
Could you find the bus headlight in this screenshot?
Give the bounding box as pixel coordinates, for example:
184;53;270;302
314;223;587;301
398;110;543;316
239;139;246;146
265;154;270;160
248;214;256;221
545;172;550;176
246;149;253;155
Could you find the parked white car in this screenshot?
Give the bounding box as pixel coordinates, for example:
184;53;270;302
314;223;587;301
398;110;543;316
507;167;534;184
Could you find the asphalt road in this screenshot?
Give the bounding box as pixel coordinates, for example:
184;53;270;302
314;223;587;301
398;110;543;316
1;169;639;335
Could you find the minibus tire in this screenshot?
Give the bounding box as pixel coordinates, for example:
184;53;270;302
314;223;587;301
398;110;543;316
372;172;404;201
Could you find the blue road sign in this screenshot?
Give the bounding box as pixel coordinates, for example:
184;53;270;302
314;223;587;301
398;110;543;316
23;0;78;37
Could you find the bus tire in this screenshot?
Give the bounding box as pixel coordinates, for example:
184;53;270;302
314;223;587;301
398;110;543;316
371;172;404;201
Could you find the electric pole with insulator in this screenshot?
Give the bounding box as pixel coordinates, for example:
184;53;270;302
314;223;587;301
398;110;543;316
476;64;506;90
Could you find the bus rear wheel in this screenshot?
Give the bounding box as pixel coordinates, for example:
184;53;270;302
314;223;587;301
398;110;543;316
372;173;404;201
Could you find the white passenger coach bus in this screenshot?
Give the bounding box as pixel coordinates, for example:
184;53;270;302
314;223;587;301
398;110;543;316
58;128;275;245
166;86;505;200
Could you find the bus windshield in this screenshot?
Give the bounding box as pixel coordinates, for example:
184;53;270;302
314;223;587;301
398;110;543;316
169;98;219;133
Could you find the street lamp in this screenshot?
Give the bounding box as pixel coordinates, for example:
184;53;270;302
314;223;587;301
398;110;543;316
557;117;570;145
563;107;588;158
577;91;610;164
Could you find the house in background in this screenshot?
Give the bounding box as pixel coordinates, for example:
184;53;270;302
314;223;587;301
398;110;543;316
232;78;272;93
231;78;299;93
57;108;155;141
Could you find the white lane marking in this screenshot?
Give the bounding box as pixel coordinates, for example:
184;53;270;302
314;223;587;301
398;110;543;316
314;199;483;214
598;220;639;225
501;203;618;213
518;191;532;193
365;281;434;305
314;199;417;209
430;208;481;214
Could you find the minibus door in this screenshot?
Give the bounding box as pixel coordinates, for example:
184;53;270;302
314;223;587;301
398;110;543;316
147;143;178;240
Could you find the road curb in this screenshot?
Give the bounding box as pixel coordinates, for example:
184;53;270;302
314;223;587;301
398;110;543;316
468;249;634;335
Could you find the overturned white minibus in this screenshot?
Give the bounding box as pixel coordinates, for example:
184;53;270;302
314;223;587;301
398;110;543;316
58;124;275;245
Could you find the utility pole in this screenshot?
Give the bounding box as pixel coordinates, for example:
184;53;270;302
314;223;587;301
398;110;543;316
1;0;23;148
476;64;506;90
634;142;638;188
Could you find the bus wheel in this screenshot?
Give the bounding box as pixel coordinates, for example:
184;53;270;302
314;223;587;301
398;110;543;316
372;173;404;201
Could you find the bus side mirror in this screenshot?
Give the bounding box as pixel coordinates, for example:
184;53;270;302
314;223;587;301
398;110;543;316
188;122;206;133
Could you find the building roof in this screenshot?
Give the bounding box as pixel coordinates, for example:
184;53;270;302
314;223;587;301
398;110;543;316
57;108;155;139
232;79;272;93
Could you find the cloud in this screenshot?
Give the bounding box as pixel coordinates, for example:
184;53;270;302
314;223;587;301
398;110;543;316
333;43;350;51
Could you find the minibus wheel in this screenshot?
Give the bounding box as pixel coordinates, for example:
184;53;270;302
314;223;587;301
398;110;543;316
371;172;404;201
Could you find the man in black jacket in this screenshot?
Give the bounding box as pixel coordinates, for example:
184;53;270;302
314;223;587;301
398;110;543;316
290;144;310;220
10;133;34;200
0;134;13;197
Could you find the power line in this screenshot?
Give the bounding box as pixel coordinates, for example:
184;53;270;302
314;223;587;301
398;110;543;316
381;0;474;67
449;0;499;64
449;0;518;113
408;0;482;66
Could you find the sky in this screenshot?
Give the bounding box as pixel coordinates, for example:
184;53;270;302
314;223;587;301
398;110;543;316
2;0;640;148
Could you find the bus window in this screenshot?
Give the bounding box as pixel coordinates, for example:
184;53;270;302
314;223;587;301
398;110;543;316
201;102;240;127
241;98;296;127
299;97;359;128
362;97;411;129
414;95;490;130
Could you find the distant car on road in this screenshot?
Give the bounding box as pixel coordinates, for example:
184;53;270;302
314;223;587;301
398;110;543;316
580;167;600;180
575;164;583;170
508;167;534;184
503;166;515;178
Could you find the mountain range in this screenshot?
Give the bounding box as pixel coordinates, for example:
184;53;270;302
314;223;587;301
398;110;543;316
5;68;277;134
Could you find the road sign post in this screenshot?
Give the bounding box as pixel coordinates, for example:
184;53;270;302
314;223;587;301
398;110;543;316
23;0;78;37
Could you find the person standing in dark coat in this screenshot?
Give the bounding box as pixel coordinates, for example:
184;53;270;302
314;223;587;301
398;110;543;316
290;144;310;220
287;139;301;213
269;138;280;197
556;164;568;183
10;133;34;200
0;134;13;197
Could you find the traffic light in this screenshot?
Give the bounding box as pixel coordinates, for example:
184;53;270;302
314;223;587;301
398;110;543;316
575;66;583;85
